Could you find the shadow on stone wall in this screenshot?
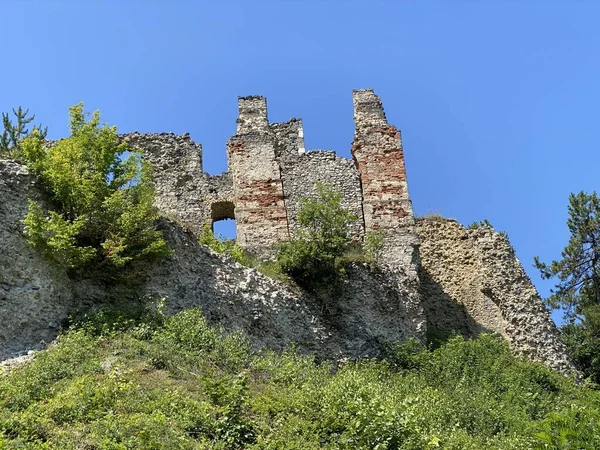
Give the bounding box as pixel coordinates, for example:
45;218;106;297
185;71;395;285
418;266;495;345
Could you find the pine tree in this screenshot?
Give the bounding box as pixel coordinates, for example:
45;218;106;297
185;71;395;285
535;191;600;382
0;106;47;158
535;191;600;318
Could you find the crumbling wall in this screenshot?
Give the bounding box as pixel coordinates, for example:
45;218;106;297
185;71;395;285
350;89;425;339
121;91;415;256
351;89;417;257
122;132;234;234
416;217;574;374
278;149;365;238
227;97;290;255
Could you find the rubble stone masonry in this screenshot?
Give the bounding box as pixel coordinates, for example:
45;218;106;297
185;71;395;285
0;90;574;374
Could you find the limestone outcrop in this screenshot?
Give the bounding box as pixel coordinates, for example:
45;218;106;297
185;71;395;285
417;217;572;373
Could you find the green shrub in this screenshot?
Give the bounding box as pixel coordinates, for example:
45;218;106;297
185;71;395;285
20;103;170;269
1;312;599;449
276;183;356;288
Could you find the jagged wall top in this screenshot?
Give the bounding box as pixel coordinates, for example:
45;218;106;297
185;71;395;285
353;88;389;127
123;90;417;260
236;96;270;134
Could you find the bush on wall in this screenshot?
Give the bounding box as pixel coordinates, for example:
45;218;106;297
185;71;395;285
21;103;170;269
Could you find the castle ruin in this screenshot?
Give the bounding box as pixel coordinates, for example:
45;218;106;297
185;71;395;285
0;89;574;374
122;89;416;263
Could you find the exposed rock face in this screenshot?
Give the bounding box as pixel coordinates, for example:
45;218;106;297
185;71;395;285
143;221;423;359
416;217;573;374
0;161;75;360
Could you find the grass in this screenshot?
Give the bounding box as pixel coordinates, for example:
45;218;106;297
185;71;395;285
1;305;599;449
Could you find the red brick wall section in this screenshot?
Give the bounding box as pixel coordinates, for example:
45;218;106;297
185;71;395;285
227;97;290;256
351;89;415;233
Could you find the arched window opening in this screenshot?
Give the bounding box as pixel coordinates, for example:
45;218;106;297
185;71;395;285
211;201;236;241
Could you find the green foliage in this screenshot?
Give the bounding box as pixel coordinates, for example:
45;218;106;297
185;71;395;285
0;106;47;159
276;183;357;288
199;224;250;265
467;218;493;229
535;191;600;314
468;218;510;240
364;230;384;262
533;405;600;449
535;191;600;383
560;304;600;385
20;103;170;270
1;310;599;449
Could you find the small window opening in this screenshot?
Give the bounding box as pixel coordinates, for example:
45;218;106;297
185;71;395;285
211;201;236;241
213;219;236;241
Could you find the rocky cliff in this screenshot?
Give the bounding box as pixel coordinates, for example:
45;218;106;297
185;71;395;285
416;217;572;373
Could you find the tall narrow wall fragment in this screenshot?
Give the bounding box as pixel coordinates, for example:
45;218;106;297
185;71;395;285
351;89;425;339
227;97;289;255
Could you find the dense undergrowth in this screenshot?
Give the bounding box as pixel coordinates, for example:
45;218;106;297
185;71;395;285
1;307;599;449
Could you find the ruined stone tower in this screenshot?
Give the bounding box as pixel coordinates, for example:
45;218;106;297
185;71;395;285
121;88;426;337
227;97;289;254
123;89;419;263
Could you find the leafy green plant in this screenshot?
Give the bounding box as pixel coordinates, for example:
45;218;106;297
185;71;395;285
1;311;599;449
276;183;357;288
20;103;170;270
364;230;384;261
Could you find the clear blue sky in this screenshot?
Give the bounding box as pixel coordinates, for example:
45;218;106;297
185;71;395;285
3;1;599;323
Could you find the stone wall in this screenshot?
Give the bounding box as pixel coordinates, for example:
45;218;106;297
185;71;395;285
121;90;421;262
416;217;574;374
121;132;235;235
0;161;75;359
122;133;208;233
227;97;290;255
277;150;365;238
